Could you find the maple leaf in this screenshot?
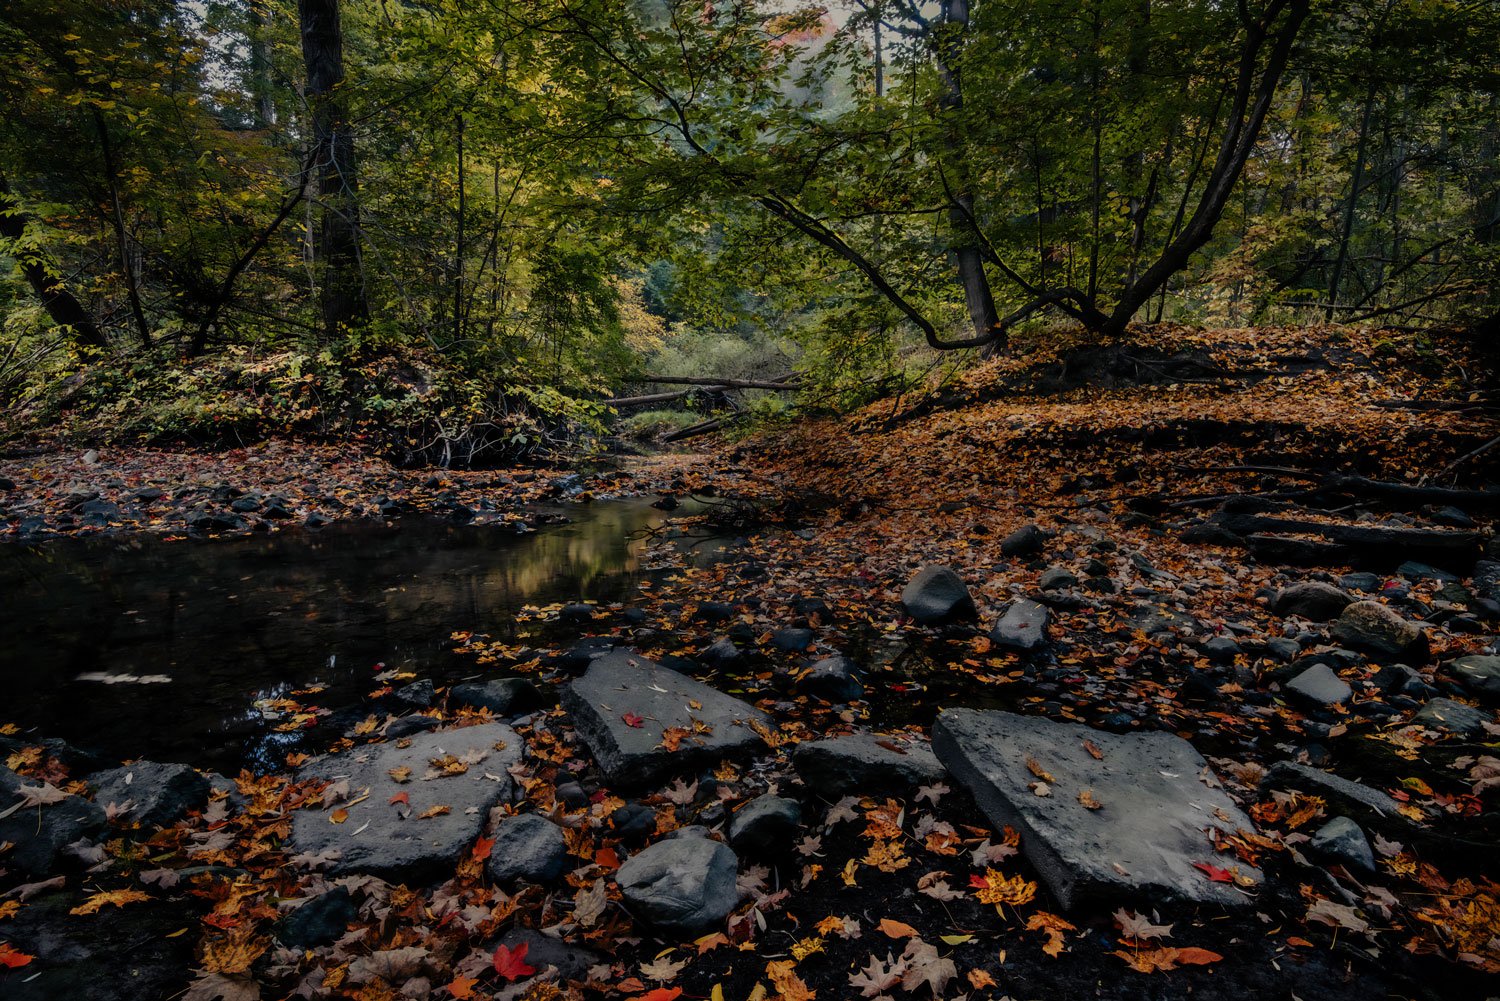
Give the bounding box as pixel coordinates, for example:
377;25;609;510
574;878;608;927
848;952;905;997
1027;912;1077;957
418;804;451;819
917;871;963;902
349;946;430;985
0;943;34;969
638;953;686;982
877;917;919;939
1191;861;1233;883
968;968;998;989
471;835;494;860
656;726;692;752
71;888;150;915
765;959;816;1001
493;941;537;982
971;869;1037;909
1113;908;1173;941
182;971;261;1001
899;938;957;996
623;712;645;728
663;777;698;805
1305;898;1371;934
444;975;480;999
825;796;861;826
971;839;1017;866
915;781;949;805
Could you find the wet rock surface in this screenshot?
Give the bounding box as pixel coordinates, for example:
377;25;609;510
486;813;569;884
616;836;740;935
900;566;978;624
791;732;944;796
86;761;209;829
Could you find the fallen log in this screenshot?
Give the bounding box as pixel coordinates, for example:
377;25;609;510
604;387;723;408
1208;510;1482;571
623;375;801;391
1197;466;1500;509
663;417;727;443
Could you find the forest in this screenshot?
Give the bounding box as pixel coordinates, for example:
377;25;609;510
2;3;1500;1001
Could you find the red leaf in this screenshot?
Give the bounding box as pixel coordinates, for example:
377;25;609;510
1192;862;1232;883
389;792;410;807
637;990;683;1001
968;874;990;889
471;835;495;861
493;942;536;982
0;943;34;969
623;713;645;728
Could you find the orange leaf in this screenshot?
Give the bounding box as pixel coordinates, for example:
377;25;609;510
1173;947;1223;966
471;835;495;861
0;943;34;969
329;808;349;824
637;990;683;1001
623;712;645;728
70;889;150;915
445;975;480;999
878;917;920;938
389;792;410;807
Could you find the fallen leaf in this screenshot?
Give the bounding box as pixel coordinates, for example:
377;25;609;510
878;917;919;939
71;889;150;915
493;941;536;982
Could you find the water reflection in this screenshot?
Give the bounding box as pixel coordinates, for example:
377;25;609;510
0;498;706;772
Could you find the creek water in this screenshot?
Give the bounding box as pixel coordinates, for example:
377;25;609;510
0;497;719;773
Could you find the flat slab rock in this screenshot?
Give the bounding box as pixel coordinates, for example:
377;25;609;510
792;732;944;796
561;651;771;786
933;709;1260;910
289;722;521;881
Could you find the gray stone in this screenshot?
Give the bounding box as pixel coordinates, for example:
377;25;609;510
1284;664;1352;707
617;837;739;935
932;708;1260;910
0;765;106;876
1410;697;1492;737
798;655;862;702
1201;635;1240;662
288;722;521;880
394;679;436;707
88;761;209;828
1001;524;1049;557
1447;655;1500;704
1372;664;1434;698
771;627;815;652
449;678;546;715
276;887;357;948
791;732;944;796
698;637;744;670
489;928;599;981
1262;762;1401;828
900;566;977;625
1266;637;1301;661
989;599;1050;652
559;603;597;625
1309;816;1375;874
1273;581;1354;621
1331;601;1429;662
487;813;568;884
727;795;801;856
561;652;772;786
1039;566;1079;590
1340;572;1383;593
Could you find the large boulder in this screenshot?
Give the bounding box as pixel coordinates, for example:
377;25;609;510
900;567;977;625
1446;655;1500;704
449;678;547;716
88;761;210;828
1000;524;1049;558
791;733;944;797
989;599;1050;652
487;813;569;884
561;652;772;786
932;708;1260;910
617;837;739;935
1330;601;1428;662
287;722;521;882
727;795;801;856
0;766;106;876
1410;697;1492;737
1272;582;1354;621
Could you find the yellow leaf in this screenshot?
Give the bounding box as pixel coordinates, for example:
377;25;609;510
71;889;150;915
940;934;973;945
329;808;349;824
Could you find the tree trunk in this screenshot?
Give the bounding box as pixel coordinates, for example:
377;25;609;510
0;176;108;350
298;0;367;340
248;1;277;129
1326;80;1377;320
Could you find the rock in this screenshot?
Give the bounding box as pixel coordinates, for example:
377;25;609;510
393;678;437;707
288;722;521;881
561;652;772;786
449;678;546;715
553;636;622;673
1284;664;1352;707
1261;762;1401;830
727;795;801;856
771;627;815;652
791;597;834;623
384;715;440;739
1446;655;1500;703
1410;697;1492;737
610;802;657;844
0;766;107;876
276;887;357;948
617;837;739;935
698;637;744;670
1273;581;1355;621
1372;664;1434;699
1330;601;1429;662
1308;817;1375;874
900;566;977;625
694;601;736;624
186;510;247;533
988;599;1050;652
1200;635;1240;662
489;928;599;981
798;655;862;702
1039;566;1079;590
1396;561;1457;581
487;813;569;884
1265;637;1301;661
87;761;209;828
932;708;1260;910
559;603;596;625
1340;572;1383;593
1000;523;1049;557
791;732;944;796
